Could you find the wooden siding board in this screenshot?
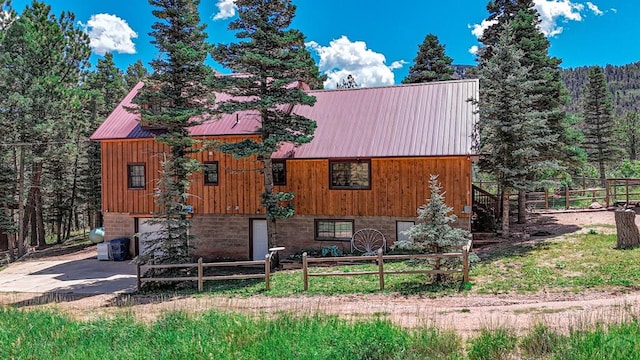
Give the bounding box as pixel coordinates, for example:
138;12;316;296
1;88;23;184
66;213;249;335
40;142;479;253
100;139;471;219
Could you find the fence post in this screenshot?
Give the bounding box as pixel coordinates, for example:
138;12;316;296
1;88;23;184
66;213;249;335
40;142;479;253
463;241;470;283
377;248;384;290
265;253;271;291
197;257;203;292
544;189;549;209
626;179;630;207
136;263;141;292
605;179;610;208
302;252;308;291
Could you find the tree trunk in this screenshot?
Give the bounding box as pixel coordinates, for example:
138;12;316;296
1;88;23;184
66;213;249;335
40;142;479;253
615;209;640;249
263;157;277;249
16;146;27;258
598;160;606;188
35;182;46;248
65;147;80;240
518;190;526;224
502;189;510;238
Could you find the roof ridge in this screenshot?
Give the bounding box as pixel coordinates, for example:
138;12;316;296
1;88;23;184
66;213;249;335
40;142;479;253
305;78;478;94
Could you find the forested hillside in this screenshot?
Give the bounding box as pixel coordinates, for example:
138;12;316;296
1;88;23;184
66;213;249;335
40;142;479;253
562;62;640;115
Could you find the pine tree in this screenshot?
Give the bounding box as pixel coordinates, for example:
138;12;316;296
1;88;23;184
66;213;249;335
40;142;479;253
476;25;551;237
211;0;320;249
616;112;640;160
133;0;213;265
0;1;90;255
402;34;454;84
478;0;572;224
125;60;149;90
393;175;471;282
581;66;621;185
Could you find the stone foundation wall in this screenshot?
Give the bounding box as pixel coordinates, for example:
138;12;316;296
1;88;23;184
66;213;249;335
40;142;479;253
189;214;250;260
102;212;471;261
103;212;136;255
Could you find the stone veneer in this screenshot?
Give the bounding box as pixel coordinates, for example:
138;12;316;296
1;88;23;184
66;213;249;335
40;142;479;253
103;212;136;255
103;212;471;261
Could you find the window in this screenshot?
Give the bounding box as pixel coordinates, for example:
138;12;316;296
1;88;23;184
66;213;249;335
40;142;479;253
128;164;146;189
315;220;354;241
272;160;286;185
329;160;371;189
204;162;219;185
396;221;415;242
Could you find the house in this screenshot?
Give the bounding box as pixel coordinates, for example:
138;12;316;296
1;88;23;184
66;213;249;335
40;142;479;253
90;79;479;260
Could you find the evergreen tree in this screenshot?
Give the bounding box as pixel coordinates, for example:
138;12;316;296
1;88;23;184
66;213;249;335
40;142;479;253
211;0;320;249
336;74;359;89
581;66;621;185
392;175;471;283
80;53;128;229
616;111;640;160
0;1;90;255
402;34;454;84
133;0;213;265
125;60;149;90
476;25;551;237
478;0;572;224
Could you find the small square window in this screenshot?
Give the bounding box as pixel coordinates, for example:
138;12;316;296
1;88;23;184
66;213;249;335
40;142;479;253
272;160;286;186
128;164;145;189
315;220;354;241
204;162;219;185
330;160;371;189
396;221;415;242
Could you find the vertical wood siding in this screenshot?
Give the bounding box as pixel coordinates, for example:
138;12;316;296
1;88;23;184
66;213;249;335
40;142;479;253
101;139;472;218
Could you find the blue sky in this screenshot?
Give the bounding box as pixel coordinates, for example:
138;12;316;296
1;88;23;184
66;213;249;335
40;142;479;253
9;0;635;88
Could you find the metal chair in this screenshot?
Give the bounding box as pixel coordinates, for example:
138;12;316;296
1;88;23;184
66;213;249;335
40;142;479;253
351;228;386;255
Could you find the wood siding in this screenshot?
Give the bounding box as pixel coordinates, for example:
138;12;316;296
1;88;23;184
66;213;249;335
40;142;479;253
101;139;472;218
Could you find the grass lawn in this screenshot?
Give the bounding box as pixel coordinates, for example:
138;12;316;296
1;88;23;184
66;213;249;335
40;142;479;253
1;307;639;360
471;230;640;294
166;229;640;297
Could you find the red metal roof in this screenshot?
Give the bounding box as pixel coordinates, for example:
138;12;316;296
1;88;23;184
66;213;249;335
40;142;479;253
91;79;479;158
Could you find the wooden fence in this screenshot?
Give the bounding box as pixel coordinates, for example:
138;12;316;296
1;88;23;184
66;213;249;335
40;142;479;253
302;240;472;291
475;178;640;210
136;254;273;292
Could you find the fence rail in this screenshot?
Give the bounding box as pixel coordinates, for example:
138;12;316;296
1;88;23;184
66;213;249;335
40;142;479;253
136;254;273;292
301;240;472;291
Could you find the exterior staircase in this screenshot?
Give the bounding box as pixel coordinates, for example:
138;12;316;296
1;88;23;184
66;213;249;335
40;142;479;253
471;185;500;245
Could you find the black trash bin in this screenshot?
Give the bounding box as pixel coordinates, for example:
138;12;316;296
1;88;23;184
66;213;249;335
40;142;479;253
110;238;130;261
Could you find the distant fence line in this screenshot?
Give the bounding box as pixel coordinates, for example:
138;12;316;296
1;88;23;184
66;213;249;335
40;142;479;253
475;178;640;210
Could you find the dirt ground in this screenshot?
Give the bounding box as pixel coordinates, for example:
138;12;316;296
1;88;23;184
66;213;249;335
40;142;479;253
2;209;640;335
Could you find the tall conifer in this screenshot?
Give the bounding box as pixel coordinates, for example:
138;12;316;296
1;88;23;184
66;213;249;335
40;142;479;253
133;0;213;265
211;0;321;248
402;34;454;84
581;66;621;185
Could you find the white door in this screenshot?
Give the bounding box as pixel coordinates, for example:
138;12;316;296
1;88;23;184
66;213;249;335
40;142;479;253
251;219;268;261
137;218;164;257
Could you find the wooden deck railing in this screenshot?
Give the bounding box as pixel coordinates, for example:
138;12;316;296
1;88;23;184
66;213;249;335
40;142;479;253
473;185;498;212
136;254;273;292
302;240;472;291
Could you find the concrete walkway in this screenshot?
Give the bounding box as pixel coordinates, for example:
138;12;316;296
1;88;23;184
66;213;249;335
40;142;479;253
0;252;137;294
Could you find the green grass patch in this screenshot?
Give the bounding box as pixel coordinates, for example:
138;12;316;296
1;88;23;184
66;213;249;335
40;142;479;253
195;260;464;297
3;307;640;359
472;232;640;294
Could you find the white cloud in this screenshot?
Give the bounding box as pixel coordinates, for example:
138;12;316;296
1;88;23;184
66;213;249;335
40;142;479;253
469;45;480;55
470;19;498;39
83;14;137;55
534;0;584;37
306;36;405;89
470;1;601;39
586;2;603;15
212;0;237;20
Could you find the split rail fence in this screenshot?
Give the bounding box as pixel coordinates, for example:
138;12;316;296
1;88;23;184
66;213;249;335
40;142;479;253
136;253;273;292
302;240;472;291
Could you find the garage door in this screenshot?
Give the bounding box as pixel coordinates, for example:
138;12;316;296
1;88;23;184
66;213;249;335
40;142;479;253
137;218;164;257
